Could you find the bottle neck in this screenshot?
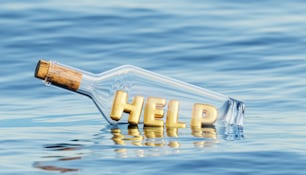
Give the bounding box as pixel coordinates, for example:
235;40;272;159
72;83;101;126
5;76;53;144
77;72;96;97
35;60;96;96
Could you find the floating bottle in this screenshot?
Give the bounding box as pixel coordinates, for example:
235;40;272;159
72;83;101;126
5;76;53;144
34;60;245;130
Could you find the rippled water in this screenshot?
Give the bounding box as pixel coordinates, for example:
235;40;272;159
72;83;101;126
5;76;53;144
1;1;306;174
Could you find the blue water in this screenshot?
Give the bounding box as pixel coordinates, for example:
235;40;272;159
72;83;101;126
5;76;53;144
1;0;306;174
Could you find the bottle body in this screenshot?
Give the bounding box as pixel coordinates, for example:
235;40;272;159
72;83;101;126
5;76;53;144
35;60;245;129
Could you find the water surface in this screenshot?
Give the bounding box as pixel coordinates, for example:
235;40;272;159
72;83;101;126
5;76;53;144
1;1;306;174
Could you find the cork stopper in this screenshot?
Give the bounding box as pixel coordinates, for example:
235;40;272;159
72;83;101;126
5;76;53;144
35;60;50;80
34;60;82;91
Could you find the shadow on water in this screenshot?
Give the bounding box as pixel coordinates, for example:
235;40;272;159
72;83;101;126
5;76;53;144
33;142;82;173
33;124;244;173
33;161;80;173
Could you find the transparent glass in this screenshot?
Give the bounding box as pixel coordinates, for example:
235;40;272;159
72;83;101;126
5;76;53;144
74;65;245;127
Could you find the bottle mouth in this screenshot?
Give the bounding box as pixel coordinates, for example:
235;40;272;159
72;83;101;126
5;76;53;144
35;60;50;80
34;59;83;91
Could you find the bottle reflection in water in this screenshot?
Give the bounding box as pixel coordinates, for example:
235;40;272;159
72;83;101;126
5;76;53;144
34;60;245;130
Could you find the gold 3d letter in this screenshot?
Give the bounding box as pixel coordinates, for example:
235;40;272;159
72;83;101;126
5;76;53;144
144;97;166;127
191;104;217;127
110;90;144;125
166;100;186;128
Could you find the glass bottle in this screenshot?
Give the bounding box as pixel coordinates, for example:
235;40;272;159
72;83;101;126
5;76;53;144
34;60;245;130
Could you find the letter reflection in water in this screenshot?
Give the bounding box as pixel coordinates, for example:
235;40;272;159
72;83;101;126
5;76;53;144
112;125;143;146
191;126;217;148
110;125;218;157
